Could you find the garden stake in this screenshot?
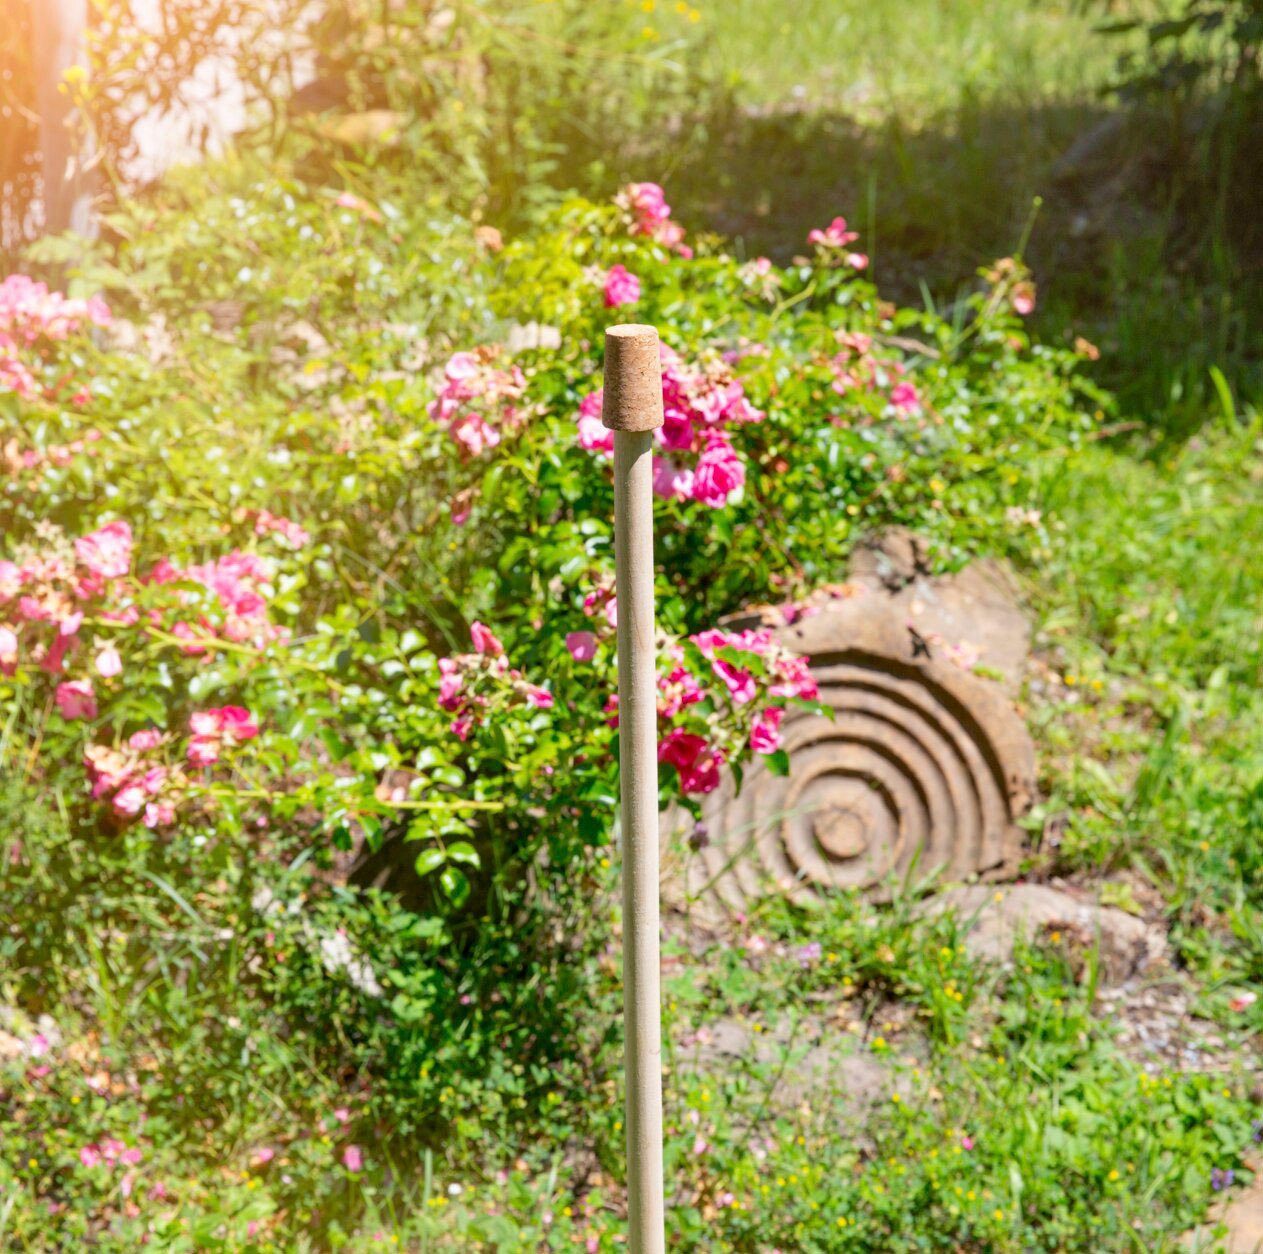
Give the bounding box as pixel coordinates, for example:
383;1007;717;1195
603;323;667;1254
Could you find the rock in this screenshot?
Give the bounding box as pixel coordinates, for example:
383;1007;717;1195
848;528;1031;697
920;884;1168;985
505;322;562;352
687;552;1036;909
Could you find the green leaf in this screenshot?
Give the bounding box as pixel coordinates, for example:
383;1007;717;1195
413;847;446;877
446;841;480;867
439;866;470;907
764;749;791;777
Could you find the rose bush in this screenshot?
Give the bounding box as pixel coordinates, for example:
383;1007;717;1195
0;161;1111;1242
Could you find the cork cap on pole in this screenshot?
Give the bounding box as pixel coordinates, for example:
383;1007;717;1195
603;324;665;433
602;323;665;1253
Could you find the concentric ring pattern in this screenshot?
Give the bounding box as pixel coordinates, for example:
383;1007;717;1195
698;602;1035;907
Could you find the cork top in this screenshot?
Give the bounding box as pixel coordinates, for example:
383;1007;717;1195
601;324;664;433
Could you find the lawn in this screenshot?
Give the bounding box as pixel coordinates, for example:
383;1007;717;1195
0;0;1260;1249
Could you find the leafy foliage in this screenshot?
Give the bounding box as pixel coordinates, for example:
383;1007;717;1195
1;154;1259;1248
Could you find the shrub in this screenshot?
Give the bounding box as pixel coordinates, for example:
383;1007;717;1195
1;161;1109;1240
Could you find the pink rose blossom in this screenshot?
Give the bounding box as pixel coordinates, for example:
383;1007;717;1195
603;265;641;308
620;182;690;254
808;216;860;249
890;381;921;413
469;621;504;656
652;457;695;502
342;1144;363;1172
143;800;176;829
659;728;724;795
566;631;597;662
691;433;745;508
55;678;97;721
437;657;465;710
0;625;16;674
750;706;785;755
451;413;500;457
253;510;310;549
216;706;259;744
427;348;526;456
1012;282;1036;315
75;521;133;580
94;644;122;678
576;391;614;455
79;1145;103;1168
0;561;21;601
112;784;147;817
187;705;259;765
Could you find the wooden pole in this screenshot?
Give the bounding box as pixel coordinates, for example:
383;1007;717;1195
602;324;666;1253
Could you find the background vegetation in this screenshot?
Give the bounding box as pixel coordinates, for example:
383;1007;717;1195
0;0;1260;1248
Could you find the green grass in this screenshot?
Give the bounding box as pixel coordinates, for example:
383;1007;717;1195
3;1;1262;1247
650;0;1261;420
699;0;1124;116
5;418;1259;1249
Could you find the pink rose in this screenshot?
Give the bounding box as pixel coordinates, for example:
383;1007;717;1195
216;706;259;744
692;434;745;508
0;625;16;674
469;621;504;656
437;657;465;710
143;801;176;829
112;784;147;817
658;729;724;795
652;457;694;502
603;264;641;308
576;391;614;455
750;706;785;755
451;413;500;457
187;737;221;766
0;561;21;600
55;679;97;721
565;631;597;662
74;520;133;580
94;644;122;678
189;711;220;738
525;685;554;709
808;216;860;249
890;381;921;413
342;1144;363;1172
